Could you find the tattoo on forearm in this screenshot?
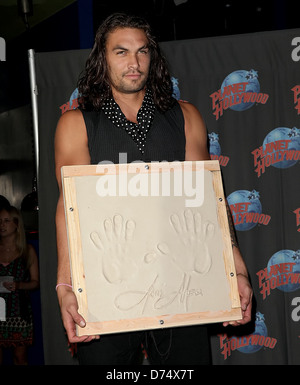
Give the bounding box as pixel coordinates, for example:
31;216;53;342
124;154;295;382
226;201;239;249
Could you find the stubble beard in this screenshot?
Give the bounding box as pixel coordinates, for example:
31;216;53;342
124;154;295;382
111;70;149;95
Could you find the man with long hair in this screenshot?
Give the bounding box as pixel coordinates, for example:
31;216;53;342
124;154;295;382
55;13;252;365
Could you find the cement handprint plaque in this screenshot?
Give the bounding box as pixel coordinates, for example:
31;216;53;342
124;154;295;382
90;215;137;284
62;160;241;336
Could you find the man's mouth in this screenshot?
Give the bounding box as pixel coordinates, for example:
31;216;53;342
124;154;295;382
124;72;142;79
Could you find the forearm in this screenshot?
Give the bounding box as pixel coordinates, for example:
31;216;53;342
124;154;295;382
56;196;72;286
232;246;249;278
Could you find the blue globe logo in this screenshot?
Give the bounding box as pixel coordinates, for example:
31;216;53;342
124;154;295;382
227;190;262;231
237;312;268;354
221;69;260;111
69;88;80;109
262;127;300;169
208;132;221;156
69;88;79;101
171;77;180;100
267;249;300;292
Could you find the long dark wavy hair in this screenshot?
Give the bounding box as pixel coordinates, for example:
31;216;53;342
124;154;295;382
78;13;175;112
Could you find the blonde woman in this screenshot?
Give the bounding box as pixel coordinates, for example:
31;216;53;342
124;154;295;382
0;206;39;365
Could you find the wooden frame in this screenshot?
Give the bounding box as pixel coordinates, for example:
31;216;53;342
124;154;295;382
62;160;241;336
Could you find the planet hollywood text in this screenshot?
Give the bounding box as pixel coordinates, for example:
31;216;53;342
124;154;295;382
210;82;268;120
252;138;299;177
292;85;300;115
257;262;300;300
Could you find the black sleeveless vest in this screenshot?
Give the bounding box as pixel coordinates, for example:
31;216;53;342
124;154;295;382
81;101;186;164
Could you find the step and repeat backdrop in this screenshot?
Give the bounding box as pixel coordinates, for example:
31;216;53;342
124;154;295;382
35;28;300;364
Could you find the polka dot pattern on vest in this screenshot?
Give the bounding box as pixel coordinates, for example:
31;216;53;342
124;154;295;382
102;89;155;154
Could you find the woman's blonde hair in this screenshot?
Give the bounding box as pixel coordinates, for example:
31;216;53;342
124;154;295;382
0;206;27;258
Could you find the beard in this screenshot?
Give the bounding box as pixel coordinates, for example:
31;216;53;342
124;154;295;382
109;70;149;94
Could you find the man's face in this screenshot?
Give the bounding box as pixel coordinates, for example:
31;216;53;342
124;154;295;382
105;27;151;95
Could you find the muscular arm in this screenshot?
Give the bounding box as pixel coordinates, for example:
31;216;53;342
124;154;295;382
54;109;98;342
55;109;90;285
180;100;253;326
179;101;211;161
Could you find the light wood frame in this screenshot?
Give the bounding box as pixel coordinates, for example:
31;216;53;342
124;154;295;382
62;160;241;336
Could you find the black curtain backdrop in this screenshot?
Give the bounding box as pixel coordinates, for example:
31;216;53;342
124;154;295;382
35;29;300;365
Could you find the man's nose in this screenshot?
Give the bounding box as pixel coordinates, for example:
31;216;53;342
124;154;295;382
128;54;139;69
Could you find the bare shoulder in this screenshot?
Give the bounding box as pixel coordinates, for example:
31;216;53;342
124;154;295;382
56;109;85;133
55;109;87;148
178;100;210;161
55;109;90;176
178;99;197;112
178;100;204;122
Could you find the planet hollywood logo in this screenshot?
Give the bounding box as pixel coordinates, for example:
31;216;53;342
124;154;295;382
292;85;300;115
219;312;277;359
252;127;300;177
210;69;269;120
227;189;271;231
208;132;230;167
294;207;300;232
257;250;300;300
60;88;80;114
